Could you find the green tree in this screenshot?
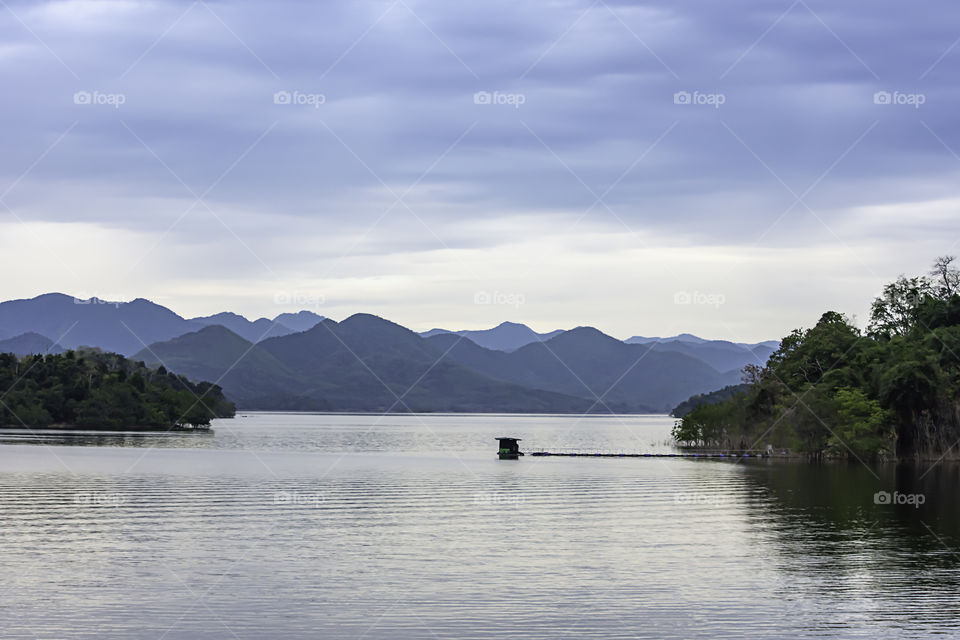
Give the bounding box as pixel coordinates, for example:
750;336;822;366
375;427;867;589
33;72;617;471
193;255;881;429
826;387;894;459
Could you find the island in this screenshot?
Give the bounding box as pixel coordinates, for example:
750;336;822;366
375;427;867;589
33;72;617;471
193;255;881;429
0;349;235;430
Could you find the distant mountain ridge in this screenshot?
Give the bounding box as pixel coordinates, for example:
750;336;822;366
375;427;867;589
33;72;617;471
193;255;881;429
0;332;66;357
189;311;324;343
0;293;780;414
420;321;564;352
133;316;744;413
0;293;324;354
425;328;742;412
137;315;609;413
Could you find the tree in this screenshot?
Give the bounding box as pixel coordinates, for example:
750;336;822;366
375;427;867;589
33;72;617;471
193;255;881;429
767;312;861;391
930;255;960;299
867;276;932;338
0;349;234;428
669;256;960;459
826;387;894;459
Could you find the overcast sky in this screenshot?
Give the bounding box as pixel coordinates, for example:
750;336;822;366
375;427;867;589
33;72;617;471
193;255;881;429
0;0;958;341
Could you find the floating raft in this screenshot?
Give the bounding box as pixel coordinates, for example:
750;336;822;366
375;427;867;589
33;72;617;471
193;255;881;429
527;449;782;459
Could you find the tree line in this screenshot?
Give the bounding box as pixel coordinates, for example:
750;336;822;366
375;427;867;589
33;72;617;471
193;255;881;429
0;349;235;429
673;257;960;460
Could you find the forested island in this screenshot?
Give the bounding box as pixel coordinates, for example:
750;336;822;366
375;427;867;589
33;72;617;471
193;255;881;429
0;349;235;429
674;257;960;461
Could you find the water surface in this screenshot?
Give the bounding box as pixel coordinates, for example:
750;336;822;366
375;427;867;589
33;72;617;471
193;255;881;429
1;413;958;639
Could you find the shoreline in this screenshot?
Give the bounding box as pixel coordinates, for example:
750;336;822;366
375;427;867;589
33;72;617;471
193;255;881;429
0;424;213;433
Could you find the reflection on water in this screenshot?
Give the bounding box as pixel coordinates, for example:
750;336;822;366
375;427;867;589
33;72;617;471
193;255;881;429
1;414;958;639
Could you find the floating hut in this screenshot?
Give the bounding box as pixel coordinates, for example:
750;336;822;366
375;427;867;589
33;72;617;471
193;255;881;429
495;437;523;460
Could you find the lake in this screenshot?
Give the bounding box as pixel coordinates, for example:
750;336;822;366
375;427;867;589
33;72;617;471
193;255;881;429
1;413;959;639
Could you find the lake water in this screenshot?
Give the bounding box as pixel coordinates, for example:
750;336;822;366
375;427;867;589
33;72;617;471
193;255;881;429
1;413;959;639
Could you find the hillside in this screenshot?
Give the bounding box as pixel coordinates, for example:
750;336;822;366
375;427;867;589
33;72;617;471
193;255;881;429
139;317;606;412
427;327;740;412
673;258;960;460
0;332;66;356
0;349;234;428
0;294;201;355
421;322;565;351
0;293;777;413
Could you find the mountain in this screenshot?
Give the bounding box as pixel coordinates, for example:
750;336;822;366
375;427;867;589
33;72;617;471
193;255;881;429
134;325;305;408
626;333;707;344
273;311;325;332
0;293;202;356
627;334;777;351
138;316;603;412
425;327;742;412
419;321;565;352
1;293;776;413
0;293;327;356
670;384;751;418
752;340;780;350
0;332;66;356
190;312;297;343
646;340;776;374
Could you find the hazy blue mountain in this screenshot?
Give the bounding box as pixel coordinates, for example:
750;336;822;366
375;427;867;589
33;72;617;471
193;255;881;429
0;293;203;356
0;332;66;356
427;327;742;412
0;293;327;356
624;334;779;374
1;293;772;412
273;311;325;332
134;325;307;408
139;316;604;413
627;334;778;351
419;321;565;352
190;312;297;343
626;333;708;344
646;340;776;375
752;340;780;350
670;384;751;418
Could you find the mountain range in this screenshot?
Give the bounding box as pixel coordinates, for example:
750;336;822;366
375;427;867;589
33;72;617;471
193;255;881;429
0;293;324;353
419;322;565;351
0;293;779;413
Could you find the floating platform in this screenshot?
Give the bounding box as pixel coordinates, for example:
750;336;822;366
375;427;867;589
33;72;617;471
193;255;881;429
530;451;763;458
495;438;794;460
526;449;791;459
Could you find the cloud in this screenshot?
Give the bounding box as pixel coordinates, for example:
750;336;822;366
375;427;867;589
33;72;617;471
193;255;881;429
0;0;958;338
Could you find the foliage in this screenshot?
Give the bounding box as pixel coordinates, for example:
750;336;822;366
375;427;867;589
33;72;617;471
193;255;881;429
672;257;960;460
826;387;894;459
0;349;235;429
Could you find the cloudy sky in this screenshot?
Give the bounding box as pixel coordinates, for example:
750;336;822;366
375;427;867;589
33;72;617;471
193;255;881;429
0;0;958;342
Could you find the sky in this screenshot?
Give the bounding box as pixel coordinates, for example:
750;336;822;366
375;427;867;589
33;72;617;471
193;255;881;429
0;0;958;342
